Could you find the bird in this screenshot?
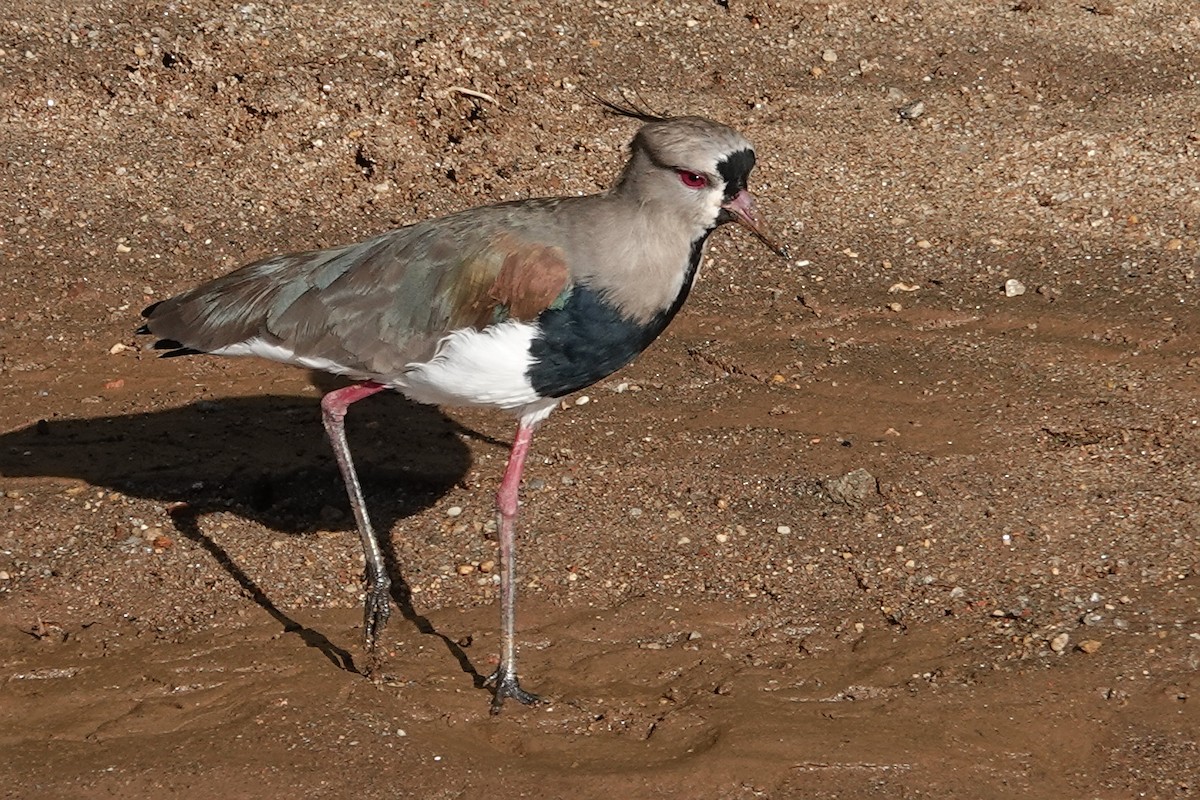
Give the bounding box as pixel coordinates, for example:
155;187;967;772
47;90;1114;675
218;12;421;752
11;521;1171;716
138;103;786;712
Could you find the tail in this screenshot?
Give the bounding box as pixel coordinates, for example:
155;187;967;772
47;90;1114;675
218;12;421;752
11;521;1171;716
137;301;205;357
135;237;385;362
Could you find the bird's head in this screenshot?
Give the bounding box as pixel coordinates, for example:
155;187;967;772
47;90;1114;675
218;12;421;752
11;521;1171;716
612;107;787;258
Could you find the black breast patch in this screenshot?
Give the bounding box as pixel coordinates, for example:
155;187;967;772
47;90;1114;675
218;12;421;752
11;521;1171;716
527;235;708;398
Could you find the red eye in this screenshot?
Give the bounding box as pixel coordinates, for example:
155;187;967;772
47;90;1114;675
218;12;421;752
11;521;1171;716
677;170;708;189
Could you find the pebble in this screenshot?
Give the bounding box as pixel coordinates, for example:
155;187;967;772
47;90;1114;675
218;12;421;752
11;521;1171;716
821;48;838;63
898;99;925;120
574;395;590;406
0;571;9;580
479;560;495;573
456;564;475;575
776;525;791;535
1078;640;1102;654
677;536;691;545
715;532;729;544
821;468;879;507
1050;632;1070;653
1004;279;1026;297
446;506;463;517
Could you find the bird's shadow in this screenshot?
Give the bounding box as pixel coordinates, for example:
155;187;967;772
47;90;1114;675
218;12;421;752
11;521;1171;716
0;373;505;685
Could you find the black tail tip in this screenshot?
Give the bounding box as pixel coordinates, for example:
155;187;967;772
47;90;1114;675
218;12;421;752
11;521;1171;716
139;337;204;358
141;300;162;319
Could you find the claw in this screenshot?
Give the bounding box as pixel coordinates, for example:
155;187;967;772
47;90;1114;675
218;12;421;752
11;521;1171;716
361;572;392;678
362;591;391;651
485;666;540;714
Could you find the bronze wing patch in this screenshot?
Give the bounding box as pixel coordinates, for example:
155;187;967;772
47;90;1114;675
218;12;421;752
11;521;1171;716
453;233;570;328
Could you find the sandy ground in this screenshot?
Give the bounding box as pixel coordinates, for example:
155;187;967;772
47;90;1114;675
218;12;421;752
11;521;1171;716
1;0;1198;797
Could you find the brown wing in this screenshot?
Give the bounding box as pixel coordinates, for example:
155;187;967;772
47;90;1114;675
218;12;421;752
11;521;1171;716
140;202;572;380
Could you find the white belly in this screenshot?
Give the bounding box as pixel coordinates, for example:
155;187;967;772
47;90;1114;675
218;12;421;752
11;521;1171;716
395;320;545;411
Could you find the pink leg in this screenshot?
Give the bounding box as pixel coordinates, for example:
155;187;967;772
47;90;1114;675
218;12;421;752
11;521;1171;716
486;415;541;712
320;381;390;659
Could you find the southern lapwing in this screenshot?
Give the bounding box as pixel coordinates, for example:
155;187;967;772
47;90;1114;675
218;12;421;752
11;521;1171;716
138;105;785;712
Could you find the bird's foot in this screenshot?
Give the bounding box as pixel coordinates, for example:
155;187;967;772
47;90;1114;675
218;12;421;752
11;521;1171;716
360;576;392;678
484;666;540;714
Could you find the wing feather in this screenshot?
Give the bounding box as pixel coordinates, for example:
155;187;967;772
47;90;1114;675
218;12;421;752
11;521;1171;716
141;203;573;380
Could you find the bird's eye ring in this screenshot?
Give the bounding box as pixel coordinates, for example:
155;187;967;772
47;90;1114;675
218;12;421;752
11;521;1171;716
677;170;708;189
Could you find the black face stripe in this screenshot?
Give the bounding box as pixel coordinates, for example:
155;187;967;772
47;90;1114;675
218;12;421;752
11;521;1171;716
642;148;713;184
716;148;756;200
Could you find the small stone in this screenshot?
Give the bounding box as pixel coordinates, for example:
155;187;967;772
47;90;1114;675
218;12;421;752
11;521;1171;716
821;48;838;63
574;395;590;405
898;99;925;120
1050;632;1070;653
949;586;965;599
456;564;475;575
687;631;702;640
446;506;463;517
628;507;643;518
715;532;729;544
109;343;128;355
1004;279;1026;297
677;536;691;545
1078;640;1102;654
479;560;495;573
887;302;903;312
776;525;791;535
821;468;880;507
0;571;10;580
116;243;132;253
